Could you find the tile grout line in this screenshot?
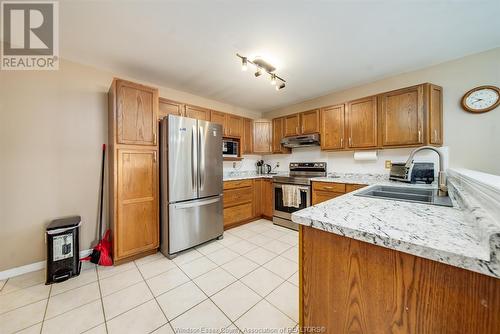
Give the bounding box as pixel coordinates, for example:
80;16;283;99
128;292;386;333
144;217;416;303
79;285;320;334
133;260;172;334
95;265;110;334
39;284;52;334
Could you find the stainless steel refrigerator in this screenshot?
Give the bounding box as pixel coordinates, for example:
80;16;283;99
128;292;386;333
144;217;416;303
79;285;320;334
160;115;223;258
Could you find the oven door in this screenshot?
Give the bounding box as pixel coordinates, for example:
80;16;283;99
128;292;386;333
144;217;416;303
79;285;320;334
273;183;311;220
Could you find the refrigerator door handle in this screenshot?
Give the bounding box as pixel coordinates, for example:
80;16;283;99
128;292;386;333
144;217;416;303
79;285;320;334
173;196;221;209
199;126;205;191
191;125;197;194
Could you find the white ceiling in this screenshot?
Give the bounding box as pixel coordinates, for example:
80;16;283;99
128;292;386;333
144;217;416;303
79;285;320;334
59;0;500;112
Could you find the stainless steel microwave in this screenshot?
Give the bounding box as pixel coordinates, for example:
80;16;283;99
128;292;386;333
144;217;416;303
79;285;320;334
222;139;239;158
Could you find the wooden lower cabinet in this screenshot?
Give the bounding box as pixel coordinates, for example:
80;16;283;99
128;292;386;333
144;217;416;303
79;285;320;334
253;179;262;217
223;178;274;228
262;179;273;218
300;226;500;333
312;181;366;205
115;149;159;261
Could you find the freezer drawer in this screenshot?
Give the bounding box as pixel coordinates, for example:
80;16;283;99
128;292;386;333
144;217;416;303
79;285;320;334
167;195;223;254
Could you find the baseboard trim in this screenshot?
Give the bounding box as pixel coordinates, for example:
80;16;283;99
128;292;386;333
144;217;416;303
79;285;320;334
0;249;92;280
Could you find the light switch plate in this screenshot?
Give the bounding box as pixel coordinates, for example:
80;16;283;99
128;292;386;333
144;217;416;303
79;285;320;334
385;160;392;169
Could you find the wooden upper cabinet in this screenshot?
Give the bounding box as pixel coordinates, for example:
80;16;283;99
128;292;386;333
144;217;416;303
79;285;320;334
427;84;443;145
272;117;290;154
210;110;226;126
284;114;300;137
379;85;424;147
253;120;272;154
158;98;184;119
300;109;320;134
116;80;158;146
116;149;158;259
185;104;210;121
346;96;378;149
242;118;253;154
225;114;243;137
320;105;345;150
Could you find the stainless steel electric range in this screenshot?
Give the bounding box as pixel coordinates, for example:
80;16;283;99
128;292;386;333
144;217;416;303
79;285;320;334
272;162;327;230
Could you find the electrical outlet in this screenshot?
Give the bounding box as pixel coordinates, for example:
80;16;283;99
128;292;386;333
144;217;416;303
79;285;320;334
385;160;392;169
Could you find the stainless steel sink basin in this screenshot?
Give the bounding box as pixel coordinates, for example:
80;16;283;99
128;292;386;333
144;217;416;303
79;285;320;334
354;185;453;207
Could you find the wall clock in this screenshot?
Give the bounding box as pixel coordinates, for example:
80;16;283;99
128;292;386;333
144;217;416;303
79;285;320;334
461;85;500;113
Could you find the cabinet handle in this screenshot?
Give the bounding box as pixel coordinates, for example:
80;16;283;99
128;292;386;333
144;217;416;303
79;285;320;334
340;138;343;147
434;129;438;141
301;125;304;133
418;130;422;142
154;133;157;145
153;151;157;163
349;137;352;146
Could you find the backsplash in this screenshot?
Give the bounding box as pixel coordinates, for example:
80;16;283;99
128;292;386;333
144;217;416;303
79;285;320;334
224;146;449;176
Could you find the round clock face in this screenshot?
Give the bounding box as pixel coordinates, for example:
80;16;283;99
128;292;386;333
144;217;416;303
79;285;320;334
462;86;500;113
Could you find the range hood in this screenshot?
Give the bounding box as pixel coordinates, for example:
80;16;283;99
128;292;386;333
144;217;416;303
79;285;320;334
281;133;320;148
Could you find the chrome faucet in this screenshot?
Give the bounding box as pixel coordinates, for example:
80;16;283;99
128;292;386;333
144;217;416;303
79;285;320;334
405;146;448;197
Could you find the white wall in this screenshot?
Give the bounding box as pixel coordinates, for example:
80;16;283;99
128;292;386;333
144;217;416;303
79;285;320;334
264;47;500;175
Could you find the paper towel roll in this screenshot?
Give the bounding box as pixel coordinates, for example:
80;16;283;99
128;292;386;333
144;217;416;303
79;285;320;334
354;151;377;161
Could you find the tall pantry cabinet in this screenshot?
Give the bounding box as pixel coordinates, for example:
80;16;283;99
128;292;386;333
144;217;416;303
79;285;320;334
108;79;160;263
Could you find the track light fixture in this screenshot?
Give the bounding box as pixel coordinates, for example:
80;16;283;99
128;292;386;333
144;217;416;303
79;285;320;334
236;53;286;91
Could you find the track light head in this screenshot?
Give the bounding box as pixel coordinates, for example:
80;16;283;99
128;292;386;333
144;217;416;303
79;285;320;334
254;71;262;77
270;74;276;85
241;57;248;71
278;83;285;90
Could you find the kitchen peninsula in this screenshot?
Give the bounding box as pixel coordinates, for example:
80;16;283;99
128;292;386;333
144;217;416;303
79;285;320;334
293;170;500;333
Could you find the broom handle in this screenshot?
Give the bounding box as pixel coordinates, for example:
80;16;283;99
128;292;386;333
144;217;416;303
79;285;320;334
99;144;106;242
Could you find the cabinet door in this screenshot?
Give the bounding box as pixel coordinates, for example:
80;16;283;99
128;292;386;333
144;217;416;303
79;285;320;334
320;105;345;150
158;98;184;119
116;149;158;259
253;121;272;154
380;85;424;146
210;110;226;130
262;179;274;218
242;118;253;154
272;118;288;153
225;114;243;137
116;80;158;146
428;84;443;145
253;179;262;217
300;109;320;134
185;104;210;121
284;114;300;137
346;96;378;148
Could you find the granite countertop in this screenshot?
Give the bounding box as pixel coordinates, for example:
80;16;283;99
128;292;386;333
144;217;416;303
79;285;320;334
223;171;287;181
310;172;391;185
292;172;500;279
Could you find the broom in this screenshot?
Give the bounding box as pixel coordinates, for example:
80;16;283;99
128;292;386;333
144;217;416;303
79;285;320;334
82;144;113;266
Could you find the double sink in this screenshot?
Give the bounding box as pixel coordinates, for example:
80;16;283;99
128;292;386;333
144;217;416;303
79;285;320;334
355;185;453;207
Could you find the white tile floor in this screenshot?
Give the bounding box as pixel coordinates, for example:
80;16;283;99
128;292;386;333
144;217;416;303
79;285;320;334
0;219;298;334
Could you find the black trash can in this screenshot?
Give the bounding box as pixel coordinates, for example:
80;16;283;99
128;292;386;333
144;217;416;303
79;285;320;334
45;216;81;284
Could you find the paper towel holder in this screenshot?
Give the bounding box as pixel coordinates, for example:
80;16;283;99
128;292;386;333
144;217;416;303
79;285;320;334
353;151;378;161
